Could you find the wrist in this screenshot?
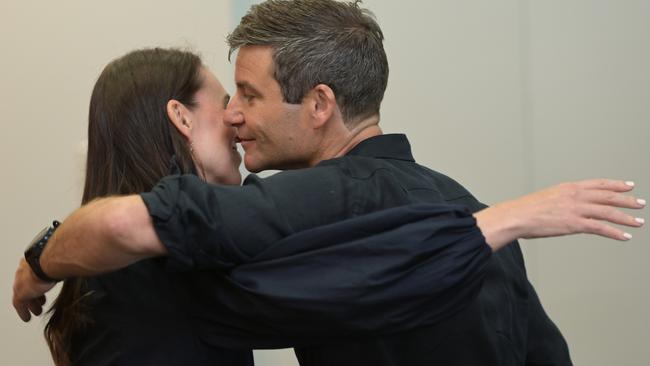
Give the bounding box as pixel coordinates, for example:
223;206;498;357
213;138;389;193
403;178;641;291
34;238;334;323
28;261;54;285
24;220;61;283
474;201;524;251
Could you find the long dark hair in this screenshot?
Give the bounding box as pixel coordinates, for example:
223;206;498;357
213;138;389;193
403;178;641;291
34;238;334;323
44;48;204;366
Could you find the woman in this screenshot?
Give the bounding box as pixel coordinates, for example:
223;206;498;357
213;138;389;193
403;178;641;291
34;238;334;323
43;48;489;365
45;48;253;366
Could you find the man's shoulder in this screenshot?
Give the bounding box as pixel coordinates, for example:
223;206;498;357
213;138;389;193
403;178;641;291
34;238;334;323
412;164;487;210
328;153;486;210
411;164;472;197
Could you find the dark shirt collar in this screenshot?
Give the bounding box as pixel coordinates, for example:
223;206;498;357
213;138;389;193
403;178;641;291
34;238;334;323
345;134;415;162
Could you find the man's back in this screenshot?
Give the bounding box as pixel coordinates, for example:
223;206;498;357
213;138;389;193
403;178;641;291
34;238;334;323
291;134;571;366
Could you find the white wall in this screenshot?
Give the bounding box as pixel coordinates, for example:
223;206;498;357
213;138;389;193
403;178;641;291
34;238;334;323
1;1;648;365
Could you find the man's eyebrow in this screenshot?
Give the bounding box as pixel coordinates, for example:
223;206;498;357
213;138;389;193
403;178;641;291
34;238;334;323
236;81;262;95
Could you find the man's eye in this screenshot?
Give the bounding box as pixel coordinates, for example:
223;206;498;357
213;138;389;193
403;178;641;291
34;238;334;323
244;94;255;102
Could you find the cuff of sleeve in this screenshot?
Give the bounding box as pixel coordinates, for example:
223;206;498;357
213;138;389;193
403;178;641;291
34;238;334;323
140;175;237;273
140;177;196;272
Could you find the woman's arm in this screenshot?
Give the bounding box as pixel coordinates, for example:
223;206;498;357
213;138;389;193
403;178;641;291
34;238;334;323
12;179;644;322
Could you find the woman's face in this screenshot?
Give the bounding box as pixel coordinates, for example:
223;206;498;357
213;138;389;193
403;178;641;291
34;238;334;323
186;67;242;185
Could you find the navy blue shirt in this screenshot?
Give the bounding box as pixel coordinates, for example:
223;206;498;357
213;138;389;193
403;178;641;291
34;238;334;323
140;134;571;365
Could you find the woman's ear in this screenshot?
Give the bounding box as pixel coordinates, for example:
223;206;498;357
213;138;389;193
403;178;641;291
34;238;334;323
308;84;337;129
166;99;193;140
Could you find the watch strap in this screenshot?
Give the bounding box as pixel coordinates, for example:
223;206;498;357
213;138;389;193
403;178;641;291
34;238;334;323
25;221;60;282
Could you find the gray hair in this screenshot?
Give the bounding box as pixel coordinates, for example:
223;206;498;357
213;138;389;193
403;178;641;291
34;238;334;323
227;0;389;125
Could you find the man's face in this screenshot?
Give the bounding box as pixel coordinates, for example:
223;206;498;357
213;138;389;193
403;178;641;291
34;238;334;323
224;45;316;173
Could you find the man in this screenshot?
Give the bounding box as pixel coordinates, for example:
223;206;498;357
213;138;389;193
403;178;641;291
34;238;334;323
14;0;644;364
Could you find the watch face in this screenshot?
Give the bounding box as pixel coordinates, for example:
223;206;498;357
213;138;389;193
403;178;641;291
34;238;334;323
26;226;50;251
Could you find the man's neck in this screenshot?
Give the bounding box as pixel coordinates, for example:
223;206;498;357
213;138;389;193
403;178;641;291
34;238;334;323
309;114;383;166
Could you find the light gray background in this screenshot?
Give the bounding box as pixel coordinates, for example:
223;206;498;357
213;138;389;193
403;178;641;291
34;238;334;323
1;1;648;365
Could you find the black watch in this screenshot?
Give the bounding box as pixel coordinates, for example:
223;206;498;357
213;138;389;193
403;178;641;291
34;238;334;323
24;220;61;283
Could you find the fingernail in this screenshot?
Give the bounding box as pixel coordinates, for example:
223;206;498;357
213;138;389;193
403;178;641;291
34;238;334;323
623;232;633;240
638;198;646;206
626;181;635;187
635;218;645;225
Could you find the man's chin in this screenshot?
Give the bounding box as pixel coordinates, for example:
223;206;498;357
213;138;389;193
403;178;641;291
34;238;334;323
243;153;297;173
243;155;265;173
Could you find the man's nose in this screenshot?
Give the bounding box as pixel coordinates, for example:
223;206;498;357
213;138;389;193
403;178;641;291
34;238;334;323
224;96;244;127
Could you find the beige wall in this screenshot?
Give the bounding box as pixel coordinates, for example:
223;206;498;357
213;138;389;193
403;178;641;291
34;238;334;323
1;1;648;365
528;1;649;364
370;0;649;365
0;1;233;363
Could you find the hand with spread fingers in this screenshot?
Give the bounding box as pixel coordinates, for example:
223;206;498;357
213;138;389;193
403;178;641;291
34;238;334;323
475;179;645;250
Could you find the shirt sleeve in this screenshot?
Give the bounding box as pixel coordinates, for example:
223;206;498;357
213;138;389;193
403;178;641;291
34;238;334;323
139;170;351;271
140;173;492;347
178;204;491;348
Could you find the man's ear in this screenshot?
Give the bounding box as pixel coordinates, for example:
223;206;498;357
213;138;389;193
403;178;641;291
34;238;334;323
166;99;193;140
308;84;338;129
